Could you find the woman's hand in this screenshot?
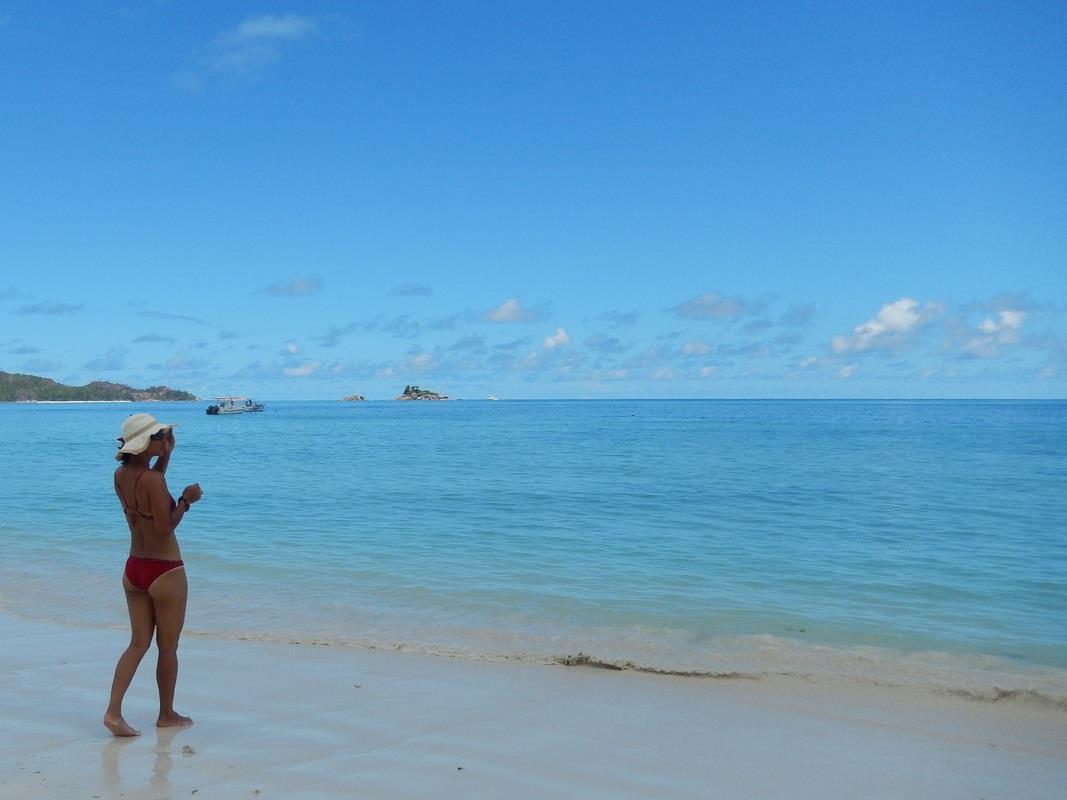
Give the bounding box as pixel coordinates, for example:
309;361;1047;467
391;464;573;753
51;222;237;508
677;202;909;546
162;428;176;456
181;483;203;505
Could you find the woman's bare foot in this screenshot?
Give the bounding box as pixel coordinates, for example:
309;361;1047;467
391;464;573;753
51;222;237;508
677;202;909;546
103;712;140;737
156;712;193;728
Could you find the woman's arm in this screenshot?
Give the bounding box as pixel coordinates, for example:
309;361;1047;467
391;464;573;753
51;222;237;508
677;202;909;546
152;429;175;475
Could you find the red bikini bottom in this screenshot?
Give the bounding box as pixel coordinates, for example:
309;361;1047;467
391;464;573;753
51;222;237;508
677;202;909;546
125;556;184;591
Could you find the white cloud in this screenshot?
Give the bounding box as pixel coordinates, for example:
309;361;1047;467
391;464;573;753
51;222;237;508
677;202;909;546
285;342;300;354
1039;366;1056;379
133;334;174;344
261;277;322;296
483;298;537;323
651;367;675;380
449;335;486;352
139;310;207;324
596;309;640;328
964;309;1026;358
585;334;628;355
16;301;85;315
831;297;941;354
838;364;857;379
993;310;1023;332
980;310;1024;334
699;366;716;378
671;292;750;320
543;328;570;349
175;14;321;89
317;318;381;347
681;339;709;356
283;361;320;377
798;356;818;369
225;14;318;43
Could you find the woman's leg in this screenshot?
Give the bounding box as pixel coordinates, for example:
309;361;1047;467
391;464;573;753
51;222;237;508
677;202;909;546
104;575;155;736
149;566;192;727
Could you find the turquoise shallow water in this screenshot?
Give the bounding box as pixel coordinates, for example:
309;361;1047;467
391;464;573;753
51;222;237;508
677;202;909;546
1;400;1065;701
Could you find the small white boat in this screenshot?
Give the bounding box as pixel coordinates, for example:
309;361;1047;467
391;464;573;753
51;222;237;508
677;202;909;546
206;396;263;415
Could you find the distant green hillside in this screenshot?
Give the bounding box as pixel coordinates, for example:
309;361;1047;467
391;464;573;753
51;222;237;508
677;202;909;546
0;371;197;402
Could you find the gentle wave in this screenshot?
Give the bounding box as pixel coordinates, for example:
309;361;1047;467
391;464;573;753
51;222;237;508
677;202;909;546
5;585;1065;712
548;654;1067;711
4;565;1067;713
170;622;1067;712
941;687;1067;711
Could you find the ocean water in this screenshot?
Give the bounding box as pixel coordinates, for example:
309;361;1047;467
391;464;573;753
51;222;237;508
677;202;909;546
1;399;1065;705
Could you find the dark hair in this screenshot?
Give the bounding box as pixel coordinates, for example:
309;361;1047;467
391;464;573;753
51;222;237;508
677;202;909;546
118;429;166;464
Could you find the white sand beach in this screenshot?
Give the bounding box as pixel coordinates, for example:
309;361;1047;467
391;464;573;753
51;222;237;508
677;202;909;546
1;613;1064;799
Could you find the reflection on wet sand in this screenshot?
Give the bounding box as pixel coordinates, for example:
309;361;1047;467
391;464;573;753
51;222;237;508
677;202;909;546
100;725;189;798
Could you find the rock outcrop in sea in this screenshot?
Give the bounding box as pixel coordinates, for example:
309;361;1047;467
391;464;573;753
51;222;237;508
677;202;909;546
394;384;449;401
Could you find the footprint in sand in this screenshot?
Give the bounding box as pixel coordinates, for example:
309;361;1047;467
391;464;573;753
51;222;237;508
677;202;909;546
181;745;196;757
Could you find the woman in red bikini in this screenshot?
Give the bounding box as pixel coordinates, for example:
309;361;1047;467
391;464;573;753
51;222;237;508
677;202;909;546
104;412;202;737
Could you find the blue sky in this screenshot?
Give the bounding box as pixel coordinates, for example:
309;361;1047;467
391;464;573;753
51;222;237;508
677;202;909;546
1;1;1064;399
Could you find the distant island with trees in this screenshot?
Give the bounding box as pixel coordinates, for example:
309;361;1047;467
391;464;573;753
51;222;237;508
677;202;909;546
395;385;449;401
0;371;196;402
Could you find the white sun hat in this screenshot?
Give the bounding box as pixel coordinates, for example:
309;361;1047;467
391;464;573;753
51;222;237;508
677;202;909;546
115;413;175;460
